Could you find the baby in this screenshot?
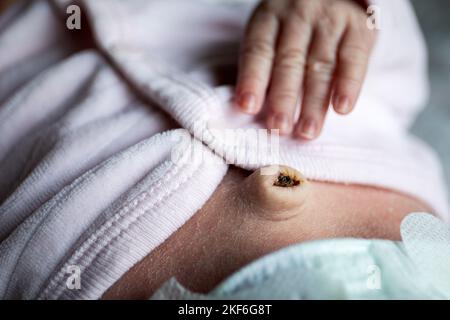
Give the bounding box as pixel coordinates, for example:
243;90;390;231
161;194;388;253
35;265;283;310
0;0;448;300
102;0;432;299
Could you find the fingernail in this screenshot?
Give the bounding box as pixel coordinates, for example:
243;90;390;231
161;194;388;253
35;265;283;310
297;119;317;140
236;92;257;114
270;113;292;135
334;95;351;114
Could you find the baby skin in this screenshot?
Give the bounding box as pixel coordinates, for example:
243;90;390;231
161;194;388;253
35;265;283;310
235;0;375;139
103;166;431;299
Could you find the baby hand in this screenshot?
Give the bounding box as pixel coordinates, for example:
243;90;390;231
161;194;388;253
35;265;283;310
235;0;376;140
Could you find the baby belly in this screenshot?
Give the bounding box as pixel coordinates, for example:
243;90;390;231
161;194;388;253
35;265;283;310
103;166;433;299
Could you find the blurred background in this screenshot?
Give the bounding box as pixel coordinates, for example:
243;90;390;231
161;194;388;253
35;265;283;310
411;0;450;197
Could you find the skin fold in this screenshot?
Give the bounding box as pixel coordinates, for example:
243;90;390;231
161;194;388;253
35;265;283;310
103;166;432;300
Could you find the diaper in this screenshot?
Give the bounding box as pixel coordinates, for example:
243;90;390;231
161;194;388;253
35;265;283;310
152;213;450;300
